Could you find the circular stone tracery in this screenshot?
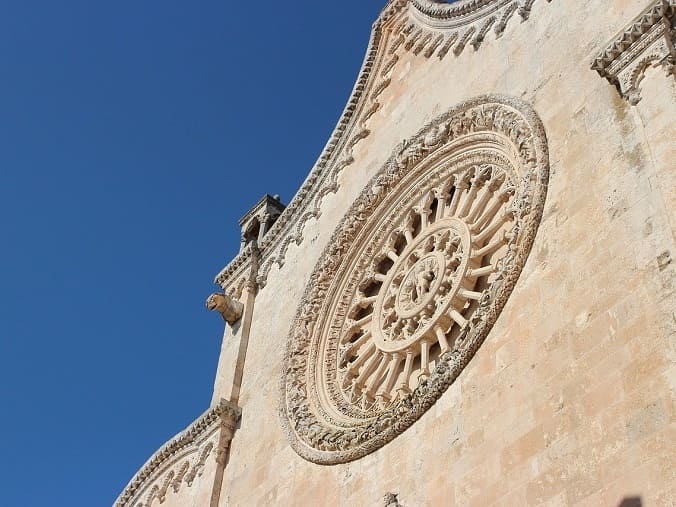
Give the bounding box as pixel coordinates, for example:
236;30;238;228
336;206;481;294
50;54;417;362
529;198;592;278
396;252;444;317
281;96;549;465
375;218;471;353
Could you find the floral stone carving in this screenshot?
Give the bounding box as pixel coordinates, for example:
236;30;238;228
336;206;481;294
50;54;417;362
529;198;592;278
280;95;549;464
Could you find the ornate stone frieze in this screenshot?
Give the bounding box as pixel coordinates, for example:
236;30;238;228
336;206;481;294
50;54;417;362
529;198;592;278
592;0;675;105
408;0;554;49
214;0;554;294
115;400;241;507
279;95;549;464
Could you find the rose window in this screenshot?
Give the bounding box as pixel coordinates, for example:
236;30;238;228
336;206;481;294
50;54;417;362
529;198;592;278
338;169;519;413
281;96;549;464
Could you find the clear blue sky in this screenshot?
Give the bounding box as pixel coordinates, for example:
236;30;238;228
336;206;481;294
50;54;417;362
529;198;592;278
0;1;383;504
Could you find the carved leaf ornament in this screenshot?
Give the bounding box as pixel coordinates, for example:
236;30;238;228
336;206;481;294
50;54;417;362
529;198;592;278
280;95;549;464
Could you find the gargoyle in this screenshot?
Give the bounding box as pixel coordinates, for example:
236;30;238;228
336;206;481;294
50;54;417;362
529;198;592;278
206;292;244;325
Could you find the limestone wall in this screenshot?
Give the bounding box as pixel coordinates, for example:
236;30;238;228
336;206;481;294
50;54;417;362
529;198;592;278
219;1;675;505
119;1;675;505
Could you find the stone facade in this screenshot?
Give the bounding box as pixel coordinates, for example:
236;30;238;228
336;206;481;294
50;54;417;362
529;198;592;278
117;1;675;506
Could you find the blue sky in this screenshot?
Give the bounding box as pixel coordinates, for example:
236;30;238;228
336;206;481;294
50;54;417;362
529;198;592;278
0;1;383;504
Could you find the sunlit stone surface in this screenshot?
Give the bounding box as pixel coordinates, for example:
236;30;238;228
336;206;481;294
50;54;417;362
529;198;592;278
118;1;675;505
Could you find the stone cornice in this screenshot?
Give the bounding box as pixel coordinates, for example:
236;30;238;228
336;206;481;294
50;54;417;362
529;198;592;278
214;244;256;290
413;0;497;18
115;400;241;507
592;0;675;104
213;0;554;293
411;0;512;23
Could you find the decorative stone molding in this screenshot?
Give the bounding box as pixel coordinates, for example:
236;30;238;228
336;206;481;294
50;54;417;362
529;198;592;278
115;400;241;507
214;244;260;302
206;292;244;325
279;95;549;464
214;0;554;294
592;0;675;105
408;0;554;51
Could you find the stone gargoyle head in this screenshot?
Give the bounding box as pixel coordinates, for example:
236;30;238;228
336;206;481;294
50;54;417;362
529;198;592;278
205;292;244;325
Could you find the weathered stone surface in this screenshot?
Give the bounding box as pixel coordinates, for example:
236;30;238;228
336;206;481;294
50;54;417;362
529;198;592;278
118;1;675;505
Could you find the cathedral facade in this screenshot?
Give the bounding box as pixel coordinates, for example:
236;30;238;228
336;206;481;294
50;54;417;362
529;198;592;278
117;1;675;505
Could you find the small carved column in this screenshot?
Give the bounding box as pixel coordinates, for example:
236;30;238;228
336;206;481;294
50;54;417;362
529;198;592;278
210;267;258;406
206;194;284;502
211;195;285;403
237;194;286;252
209;399;241;507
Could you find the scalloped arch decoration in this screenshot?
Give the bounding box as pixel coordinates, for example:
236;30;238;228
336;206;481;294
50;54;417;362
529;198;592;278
280;95;549;464
412;0;507;20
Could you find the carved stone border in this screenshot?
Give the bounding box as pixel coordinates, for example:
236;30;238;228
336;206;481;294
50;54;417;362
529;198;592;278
408;0;554;43
115;400;241;507
592;0;675;105
213;0;554;293
279;95;549;465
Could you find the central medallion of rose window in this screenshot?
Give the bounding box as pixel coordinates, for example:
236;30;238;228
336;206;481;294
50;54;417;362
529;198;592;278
375;218;471;351
280;97;549;465
339;216;479;409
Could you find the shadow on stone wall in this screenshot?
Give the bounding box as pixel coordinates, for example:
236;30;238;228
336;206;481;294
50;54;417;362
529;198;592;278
618;497;642;507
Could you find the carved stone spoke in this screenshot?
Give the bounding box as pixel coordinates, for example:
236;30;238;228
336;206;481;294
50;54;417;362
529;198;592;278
334;163;517;409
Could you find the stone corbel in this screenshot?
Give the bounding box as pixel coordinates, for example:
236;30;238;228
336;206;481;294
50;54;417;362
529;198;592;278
592;0;675;105
206;293;244;325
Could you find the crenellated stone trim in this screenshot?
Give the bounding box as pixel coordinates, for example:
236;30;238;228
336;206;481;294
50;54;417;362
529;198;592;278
592;0;675;105
214;0;554;294
115;400;241;507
